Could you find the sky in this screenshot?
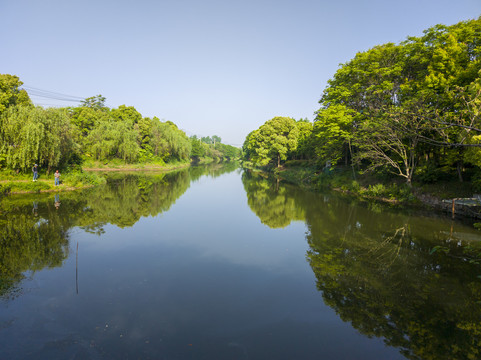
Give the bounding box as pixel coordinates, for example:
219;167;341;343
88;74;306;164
1;0;480;146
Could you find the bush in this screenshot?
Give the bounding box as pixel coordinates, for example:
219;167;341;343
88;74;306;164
0;183;12;196
64;171;106;187
366;183;386;197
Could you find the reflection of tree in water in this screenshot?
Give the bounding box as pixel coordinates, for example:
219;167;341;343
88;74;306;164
81;164;238;230
302;196;481;360
242;171;481;359
75;170;191;229
242;170;305;228
0;208;70;300
0;164;238;299
189;162;239;182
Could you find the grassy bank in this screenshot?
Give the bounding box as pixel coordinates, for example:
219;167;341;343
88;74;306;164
249;160;478;209
0;170;107;195
81;158;191;171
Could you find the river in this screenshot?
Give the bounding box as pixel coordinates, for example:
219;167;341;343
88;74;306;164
1;164;480;360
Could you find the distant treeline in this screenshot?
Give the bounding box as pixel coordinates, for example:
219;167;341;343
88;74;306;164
243;17;481;186
0;78;240;173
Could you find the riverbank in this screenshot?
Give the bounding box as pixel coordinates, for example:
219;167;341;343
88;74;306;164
82;160;191;172
0;171;106;195
249;161;481;221
0;162;188;196
0;160;230;196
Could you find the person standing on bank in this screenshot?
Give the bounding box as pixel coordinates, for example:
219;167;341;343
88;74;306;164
54;170;60;186
32;164;38;181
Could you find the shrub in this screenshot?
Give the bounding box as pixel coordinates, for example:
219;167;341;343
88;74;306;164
0;183;12;196
64;171;106;187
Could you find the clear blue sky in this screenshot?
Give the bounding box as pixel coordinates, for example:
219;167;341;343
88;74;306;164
1;0;480;146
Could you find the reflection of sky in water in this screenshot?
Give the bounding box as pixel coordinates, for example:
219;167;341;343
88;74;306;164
79;172;310;271
0;169;421;359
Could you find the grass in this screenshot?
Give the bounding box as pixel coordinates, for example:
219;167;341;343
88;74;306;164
81;158;191;171
0;169;107;195
0;180;52;194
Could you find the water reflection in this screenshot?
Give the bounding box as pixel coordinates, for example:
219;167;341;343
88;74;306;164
0;200;70;300
242;170;481;360
242;171;305;228
0;164;237;301
54;193;60;210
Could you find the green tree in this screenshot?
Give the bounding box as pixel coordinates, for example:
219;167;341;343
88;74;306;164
293;119;314;160
0;74;31;114
246;116;299;167
201;136;212;144
0;106;78;171
313;17;481;183
80;94;106;110
190;135;204;160
110;105;142;126
313;104;355;165
87;120;140;162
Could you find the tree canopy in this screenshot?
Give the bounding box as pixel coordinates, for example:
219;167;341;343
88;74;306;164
243;17;481;186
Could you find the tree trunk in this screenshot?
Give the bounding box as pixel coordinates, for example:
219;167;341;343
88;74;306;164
277;153;280;167
457;161;463;182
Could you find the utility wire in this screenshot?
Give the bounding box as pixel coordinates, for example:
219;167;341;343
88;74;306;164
21;85;86;103
22;86;85;99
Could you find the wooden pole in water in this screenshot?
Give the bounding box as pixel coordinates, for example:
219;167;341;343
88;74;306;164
452;199;456;219
76;242;79;294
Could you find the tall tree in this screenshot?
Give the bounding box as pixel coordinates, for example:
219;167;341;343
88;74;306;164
0;74;31;114
80;95;106;110
246;117;299;167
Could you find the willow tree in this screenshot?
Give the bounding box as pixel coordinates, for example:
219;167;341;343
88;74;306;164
150;120;191;161
246;116;299;167
87;120;140;163
0;106;77;171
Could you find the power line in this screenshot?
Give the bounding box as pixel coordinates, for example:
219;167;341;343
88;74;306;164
22;86;85;100
21;85;85;103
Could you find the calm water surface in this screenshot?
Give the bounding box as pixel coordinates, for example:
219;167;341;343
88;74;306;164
1;164;481;360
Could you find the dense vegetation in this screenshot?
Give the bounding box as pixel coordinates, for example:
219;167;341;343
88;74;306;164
190;134;241;163
243;17;481;192
0;76;240;175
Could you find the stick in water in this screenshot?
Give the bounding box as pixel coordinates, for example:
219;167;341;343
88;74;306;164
76;242;79;294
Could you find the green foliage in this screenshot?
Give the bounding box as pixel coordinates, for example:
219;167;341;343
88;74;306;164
294;120;314;160
80;95;106;110
0;105;79;171
1;181;52;194
86;119;140;162
0;74;31;114
0;77;195;171
364;183;386;197
0;183;12;196
63;171;106;187
309;17;481;185
110;105;142;126
190;136;204;159
245;116;299;167
313;104;355;165
190;134;240;162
